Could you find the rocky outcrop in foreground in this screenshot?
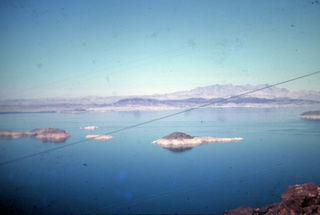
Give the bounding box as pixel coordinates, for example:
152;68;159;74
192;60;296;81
224;183;320;215
0;128;71;143
152;132;243;152
299;110;320;120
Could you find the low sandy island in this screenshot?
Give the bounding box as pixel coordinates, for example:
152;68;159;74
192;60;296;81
86;135;113;141
0;128;71;143
82;126;99;130
152;132;243;152
299;110;320;120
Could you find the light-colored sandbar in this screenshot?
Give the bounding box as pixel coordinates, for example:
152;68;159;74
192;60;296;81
86;135;113;141
299;115;320;120
153;137;243;148
83;126;99;130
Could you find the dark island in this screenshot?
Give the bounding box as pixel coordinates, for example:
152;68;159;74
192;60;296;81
299;110;320;120
0;128;71;143
224;183;320;214
152;132;243;152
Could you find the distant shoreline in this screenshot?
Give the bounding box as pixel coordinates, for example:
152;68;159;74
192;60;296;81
0;111;57;114
0;106;320;114
1;84;320;113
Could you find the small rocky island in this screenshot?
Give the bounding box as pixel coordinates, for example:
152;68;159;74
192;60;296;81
152;132;243;152
86;134;113;141
299;110;320;120
0;128;71;143
82;126;99;130
224;183;320;214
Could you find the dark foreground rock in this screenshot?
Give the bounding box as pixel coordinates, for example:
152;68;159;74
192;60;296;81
224;183;320;215
0;128;71;143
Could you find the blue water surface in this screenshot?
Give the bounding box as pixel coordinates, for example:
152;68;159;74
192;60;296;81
0;107;319;214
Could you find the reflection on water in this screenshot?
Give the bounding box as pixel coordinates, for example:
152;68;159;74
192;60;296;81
164;146;194;153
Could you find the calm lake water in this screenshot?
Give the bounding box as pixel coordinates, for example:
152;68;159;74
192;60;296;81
0;107;319;215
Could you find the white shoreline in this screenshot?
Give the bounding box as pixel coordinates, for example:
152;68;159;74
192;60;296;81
82;126;99;130
152;136;243;149
86;135;113;141
299;115;320;120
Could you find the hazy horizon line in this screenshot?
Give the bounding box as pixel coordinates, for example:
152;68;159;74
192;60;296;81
1;82;319;101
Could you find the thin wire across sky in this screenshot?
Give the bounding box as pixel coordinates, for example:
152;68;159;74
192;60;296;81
0;70;319;167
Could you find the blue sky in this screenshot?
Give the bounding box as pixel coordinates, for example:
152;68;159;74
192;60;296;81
0;0;320;99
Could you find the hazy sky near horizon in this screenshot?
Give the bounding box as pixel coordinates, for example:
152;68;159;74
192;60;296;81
1;0;320;99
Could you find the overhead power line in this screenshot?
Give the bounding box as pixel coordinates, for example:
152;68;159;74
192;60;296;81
0;70;319;166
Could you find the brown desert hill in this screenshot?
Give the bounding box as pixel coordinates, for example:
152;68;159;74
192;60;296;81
162;132;193;140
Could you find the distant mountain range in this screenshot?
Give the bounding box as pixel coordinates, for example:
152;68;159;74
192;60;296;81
0;84;319;113
151;84;320;101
